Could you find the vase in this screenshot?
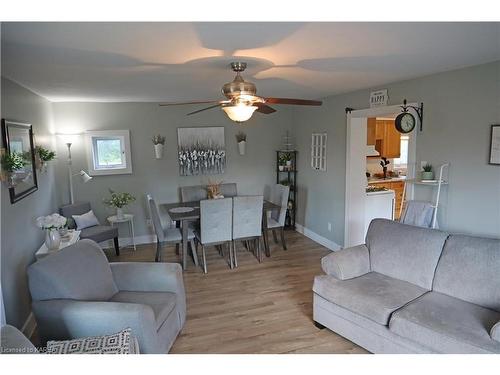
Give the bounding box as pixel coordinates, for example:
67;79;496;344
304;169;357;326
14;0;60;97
279;165;284;171
45;229;61;251
238;141;246;155
422;171;434;180
154;144;164;159
116;207;125;219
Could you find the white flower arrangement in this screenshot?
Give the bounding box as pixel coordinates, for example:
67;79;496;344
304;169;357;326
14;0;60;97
36;213;67;230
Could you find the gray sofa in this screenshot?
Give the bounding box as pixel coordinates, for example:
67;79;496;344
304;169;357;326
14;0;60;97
313;218;500;354
27;239;186;354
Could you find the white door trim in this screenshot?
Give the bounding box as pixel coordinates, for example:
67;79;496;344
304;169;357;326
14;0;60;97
344;103;419;247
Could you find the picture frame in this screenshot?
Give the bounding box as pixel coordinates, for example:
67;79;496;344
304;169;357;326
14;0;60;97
489;124;500;165
1;119;38;203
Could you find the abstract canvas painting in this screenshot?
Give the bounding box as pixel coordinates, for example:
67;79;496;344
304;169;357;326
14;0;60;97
177;127;226;176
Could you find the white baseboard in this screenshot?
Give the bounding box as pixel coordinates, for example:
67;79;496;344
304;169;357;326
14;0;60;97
21;312;37;339
295;223;341;251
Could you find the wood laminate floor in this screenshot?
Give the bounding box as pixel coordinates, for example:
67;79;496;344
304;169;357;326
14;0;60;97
105;231;367;354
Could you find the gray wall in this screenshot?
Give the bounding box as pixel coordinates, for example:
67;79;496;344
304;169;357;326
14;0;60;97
1;77;58;328
52;102;293;240
293;61;500;246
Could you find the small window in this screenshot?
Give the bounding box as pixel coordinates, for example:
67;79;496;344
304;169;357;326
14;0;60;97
85;130;132;175
311;133;327;171
394;135;409;169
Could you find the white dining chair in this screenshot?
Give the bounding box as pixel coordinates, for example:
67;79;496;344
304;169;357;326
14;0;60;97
195;198;233;273
263;184;290;251
219;183;238;197
180;185;208;202
232;195;264;266
146;194;197;264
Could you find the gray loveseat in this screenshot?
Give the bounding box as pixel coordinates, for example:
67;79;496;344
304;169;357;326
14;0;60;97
313;219;500;354
27;239;186;354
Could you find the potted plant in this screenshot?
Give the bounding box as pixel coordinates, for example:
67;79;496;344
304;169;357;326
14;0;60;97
103;189;136;219
236;131;247;155
35;145;56;173
1;151;28;187
279;152;292;171
380;157;390;179
152;135;166;159
36;213;67;251
422;163;434;180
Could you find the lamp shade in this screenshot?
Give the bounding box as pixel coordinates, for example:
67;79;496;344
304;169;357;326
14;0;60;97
222;104;257;123
79;170;93;183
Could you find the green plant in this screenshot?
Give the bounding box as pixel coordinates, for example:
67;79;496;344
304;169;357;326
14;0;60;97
235;131;246;143
422;163;433;172
1;152;28;172
279;152;292;165
103;189;136;208
35;146;56;162
152;135;166;145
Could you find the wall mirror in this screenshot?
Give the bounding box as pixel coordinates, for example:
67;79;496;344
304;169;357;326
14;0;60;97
1;119;38;203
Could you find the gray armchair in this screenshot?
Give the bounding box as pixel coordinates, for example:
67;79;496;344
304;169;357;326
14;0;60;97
27;239;186;354
60;202;120;256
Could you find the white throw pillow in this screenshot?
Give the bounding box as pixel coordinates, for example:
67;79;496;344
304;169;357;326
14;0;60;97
72;210;100;230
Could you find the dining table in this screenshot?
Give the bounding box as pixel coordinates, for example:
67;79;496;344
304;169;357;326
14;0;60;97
160;199;281;270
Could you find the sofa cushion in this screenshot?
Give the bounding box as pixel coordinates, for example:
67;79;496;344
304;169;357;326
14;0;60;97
313;272;427;325
28;239;118;301
110;291;177;330
390;292;500;353
433;234;500;312
366;219;448;289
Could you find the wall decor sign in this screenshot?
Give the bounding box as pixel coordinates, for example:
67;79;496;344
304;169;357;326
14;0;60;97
177;127;226;176
369;89;388;108
489;124;500;165
1;119;38;203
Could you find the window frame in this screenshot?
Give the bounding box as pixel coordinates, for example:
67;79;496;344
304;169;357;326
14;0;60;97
311;133;327;171
85;130;133;176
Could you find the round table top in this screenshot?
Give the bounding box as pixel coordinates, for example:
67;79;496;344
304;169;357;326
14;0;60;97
107;213;134;223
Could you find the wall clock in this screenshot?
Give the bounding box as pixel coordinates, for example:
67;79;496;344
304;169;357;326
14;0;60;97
395;112;416;134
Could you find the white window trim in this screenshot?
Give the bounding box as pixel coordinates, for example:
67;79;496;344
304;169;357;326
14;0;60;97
85;130;133;176
311;133;327;171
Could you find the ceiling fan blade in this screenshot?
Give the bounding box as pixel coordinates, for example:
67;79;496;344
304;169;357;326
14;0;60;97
255;103;277;114
265;97;323;106
159;100;220;106
186;104;222;116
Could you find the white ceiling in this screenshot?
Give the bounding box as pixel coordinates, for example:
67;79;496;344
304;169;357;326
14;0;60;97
2;22;499;102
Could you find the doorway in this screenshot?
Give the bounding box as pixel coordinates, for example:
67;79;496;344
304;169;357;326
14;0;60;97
344;103;419;247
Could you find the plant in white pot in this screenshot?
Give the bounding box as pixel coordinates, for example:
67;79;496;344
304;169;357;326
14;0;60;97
236;131;247;155
36;213;67;251
152;135;166;159
422;163;434;180
103;189;136;219
35;145;56;173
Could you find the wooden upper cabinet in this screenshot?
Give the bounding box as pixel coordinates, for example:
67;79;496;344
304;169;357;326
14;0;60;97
366;118;401;158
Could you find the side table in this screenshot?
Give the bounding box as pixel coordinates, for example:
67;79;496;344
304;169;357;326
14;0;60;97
35;230;81;261
107;214;136;251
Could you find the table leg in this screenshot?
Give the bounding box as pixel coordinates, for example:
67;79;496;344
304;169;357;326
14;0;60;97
262;211;271;257
181;220;188;270
130;218;136;251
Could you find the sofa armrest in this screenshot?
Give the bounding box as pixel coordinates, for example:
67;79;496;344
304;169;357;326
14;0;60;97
109;262;186;326
1;325;39;354
491;321;500;342
32;299;161;353
321;244;370;280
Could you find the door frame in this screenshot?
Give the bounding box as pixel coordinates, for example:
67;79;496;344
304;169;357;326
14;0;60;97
344;103;419;248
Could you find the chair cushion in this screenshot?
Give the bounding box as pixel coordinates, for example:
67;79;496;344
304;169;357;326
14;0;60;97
163;227;195;243
433;234;500;312
313;272;427;325
60;202;92;229
266;218;281;229
110;291;177;330
28;239;118;301
390;292;500;353
80;225;119;243
366;219;448;289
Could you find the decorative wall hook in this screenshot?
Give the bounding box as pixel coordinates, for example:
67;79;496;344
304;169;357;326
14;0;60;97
400;99;424;131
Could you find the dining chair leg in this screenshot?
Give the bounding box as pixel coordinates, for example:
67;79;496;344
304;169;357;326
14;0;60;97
233;241;238;268
257;237;262;263
272;229;279;244
263;228;270;257
201;245;207;274
280;227;287;250
189;240;199;266
155;241;162;262
228;242;234;269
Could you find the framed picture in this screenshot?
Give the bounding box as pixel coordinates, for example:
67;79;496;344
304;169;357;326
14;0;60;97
489;124;500;165
177;127;226;176
1;119;38;203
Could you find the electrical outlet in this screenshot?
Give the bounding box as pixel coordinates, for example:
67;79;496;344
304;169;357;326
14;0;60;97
327;222;332;232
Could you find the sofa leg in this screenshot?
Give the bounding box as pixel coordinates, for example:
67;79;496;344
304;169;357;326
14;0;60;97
114;237;120;256
314;321;326;330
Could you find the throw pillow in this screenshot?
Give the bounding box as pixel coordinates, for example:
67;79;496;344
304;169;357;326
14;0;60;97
46;328;133;354
72;210;100;230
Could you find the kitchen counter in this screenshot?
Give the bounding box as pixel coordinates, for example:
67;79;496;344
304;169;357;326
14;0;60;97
367;176;406;184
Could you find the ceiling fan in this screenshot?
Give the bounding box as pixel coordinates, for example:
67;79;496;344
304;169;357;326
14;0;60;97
159;62;322;123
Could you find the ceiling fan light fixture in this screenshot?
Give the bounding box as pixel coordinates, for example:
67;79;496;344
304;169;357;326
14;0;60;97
222;104;257;123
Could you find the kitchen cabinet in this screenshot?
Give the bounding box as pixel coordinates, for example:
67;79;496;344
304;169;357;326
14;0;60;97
367;118;401;158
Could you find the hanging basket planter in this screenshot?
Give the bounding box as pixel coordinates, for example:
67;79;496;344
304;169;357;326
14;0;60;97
238;140;246;155
154;143;164;159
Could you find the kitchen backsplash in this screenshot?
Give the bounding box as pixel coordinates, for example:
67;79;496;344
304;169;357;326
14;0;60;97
366;158;395;175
